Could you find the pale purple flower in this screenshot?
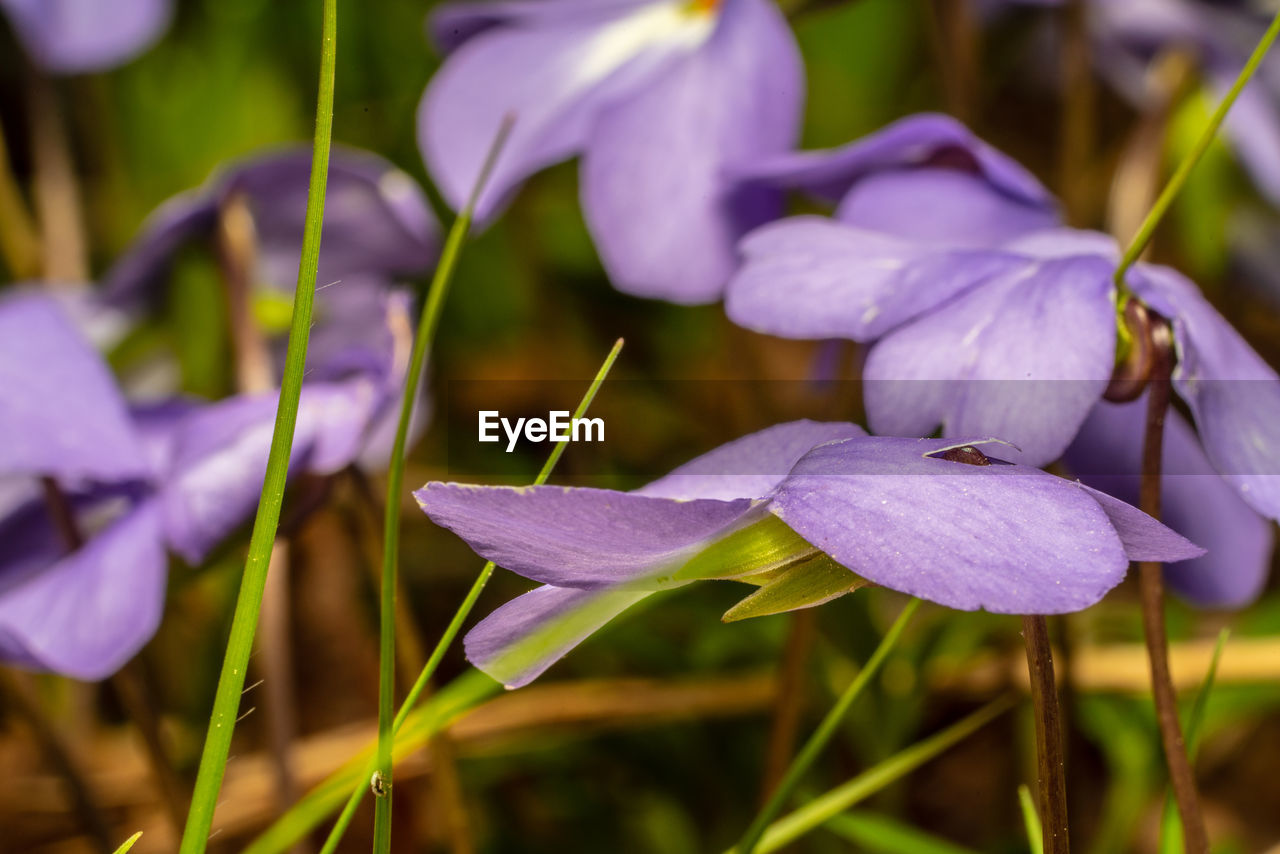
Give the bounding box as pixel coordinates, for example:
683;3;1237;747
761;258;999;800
0;0;172;74
415;420;1200;687
0;289;390;678
725;118;1280;537
419;0;804;303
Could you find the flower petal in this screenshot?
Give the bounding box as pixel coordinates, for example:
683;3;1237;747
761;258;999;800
864;255;1116;465
464;583;652;688
579;0;803;302
636;419;865;501
0;291;147;482
768;436;1139;613
430;0;652;53
0;0;171;73
420;0;717;222
726;217;1022;341
1065;398;1271;607
415;482;755;588
0;500;166;680
1133;264;1280;518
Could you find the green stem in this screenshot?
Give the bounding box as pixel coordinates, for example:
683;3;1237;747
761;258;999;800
1114;8;1280;285
325;336;623;854
735;597;921;854
371;116;514;852
177;1;337;850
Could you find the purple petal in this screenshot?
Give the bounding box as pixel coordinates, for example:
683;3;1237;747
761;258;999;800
0;500;166;680
102;147;438;310
161;381;378;563
419;1;714;222
430;0;652;53
636;419;865;501
726;217;1023;341
0;291;147;482
579;0;803;302
863;255;1117;465
834;169;1058;246
414;483;755;589
463;583;652;688
0;0;171;74
769;436;1147;613
1066;397;1272;608
733;112;1055;211
1133;264;1280;519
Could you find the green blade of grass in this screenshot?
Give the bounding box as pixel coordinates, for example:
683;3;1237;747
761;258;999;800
111;832;143;854
1114;9;1280;285
1019;784;1045;854
734;597;921;854
1159;628;1230;854
824;811;979;854
370;116;514;852
324;337;622;854
729;695;1016;854
178;1;337;850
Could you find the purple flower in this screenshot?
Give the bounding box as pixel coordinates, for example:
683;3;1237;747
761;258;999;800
724;118;1280;540
0;289;398;679
0;0;172;74
419;0;804;303
415;420;1200;687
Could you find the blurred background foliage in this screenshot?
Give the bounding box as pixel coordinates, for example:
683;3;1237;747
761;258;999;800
4;0;1280;852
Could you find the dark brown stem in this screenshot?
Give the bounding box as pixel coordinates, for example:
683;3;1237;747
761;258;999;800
110;663;189;834
928;0;978;124
1022;615;1069;854
1138;328;1209;853
757;608;818;803
0;669;113;852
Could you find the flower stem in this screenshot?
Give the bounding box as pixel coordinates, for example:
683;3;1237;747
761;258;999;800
1138;324;1208;854
736;597;921;854
757;609;819;804
1114;8;1280;285
26;68;88;283
371;116;514;853
1021;614;1069;854
324;336;622;854
177;0;338;849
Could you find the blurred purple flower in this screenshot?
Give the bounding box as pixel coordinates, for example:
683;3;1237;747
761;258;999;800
419;0;804;303
415;420;1200;687
0;289;398;679
0;0;172;74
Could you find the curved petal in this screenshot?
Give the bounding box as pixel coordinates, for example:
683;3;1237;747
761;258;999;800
726;217;1023;341
1065;398;1271;607
864;255;1117;465
1133;264;1280;519
420;0;718;221
160;381;379;563
414;482;755;588
580;0;803;302
464;583;652;688
431;0;652;53
834;169;1058;247
0;291;147;482
769;435;1186;614
0;0;171;74
733;112;1055;211
0;501;166;680
637;419;865;501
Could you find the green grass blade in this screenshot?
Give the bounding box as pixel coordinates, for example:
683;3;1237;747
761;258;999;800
1019;784;1045;854
824;811;979;854
322;337;622;854
371;116;514;852
111;832;143;854
735;597;921;854
178;1;337;849
1159;628;1230;854
1114;9;1280;284
728;695;1015;854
